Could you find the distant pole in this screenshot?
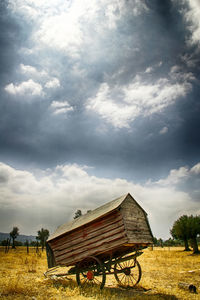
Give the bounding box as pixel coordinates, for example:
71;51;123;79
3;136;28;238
26;240;29;254
5;238;10;253
4;239;8;253
36;241;39;253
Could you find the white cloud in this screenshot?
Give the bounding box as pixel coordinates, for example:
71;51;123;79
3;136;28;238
145;67;153;73
36;11;83;56
86;83;140;128
190;162;200;174
0;161;199;237
155;162;200;186
170;65;195;82
50;100;73;115
20;64;47;77
9;0;148;57
156;166;189;186
20;64;60;90
159;126;168;135
45;78;60;89
87;74;192;128
20;64;37;74
183;0;200;46
5;79;43;96
53;107;74;115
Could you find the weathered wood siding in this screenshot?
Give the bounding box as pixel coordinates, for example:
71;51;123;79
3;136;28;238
49;210;128;266
120;194;153;244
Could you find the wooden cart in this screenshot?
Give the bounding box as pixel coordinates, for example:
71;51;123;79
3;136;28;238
45;193;153;289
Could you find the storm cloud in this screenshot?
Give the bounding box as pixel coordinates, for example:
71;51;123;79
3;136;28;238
0;0;200;238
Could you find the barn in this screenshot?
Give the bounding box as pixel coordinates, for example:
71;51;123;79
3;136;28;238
46;193;153;269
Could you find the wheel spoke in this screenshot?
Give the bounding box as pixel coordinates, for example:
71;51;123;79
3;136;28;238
119;262;123;270
94;277;101;284
125;274;127;286
82;278;88;285
129;274;134;286
121;273;126;283
130;274;137;283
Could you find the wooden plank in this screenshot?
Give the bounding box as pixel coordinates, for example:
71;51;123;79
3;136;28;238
127;230;152;235
127;232;150;236
125;219;149;225
51;217;124;252
57;235;128;266
128;235;153;243
125;223;150;232
54;223;125;258
54;222;124;254
55;231;126;262
127;232;152;238
126;223;150;229
53;220;124;253
50;211;122;248
56;231;127;264
126;228;150;234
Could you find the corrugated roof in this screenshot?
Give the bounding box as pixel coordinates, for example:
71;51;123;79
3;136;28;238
48;193;129;242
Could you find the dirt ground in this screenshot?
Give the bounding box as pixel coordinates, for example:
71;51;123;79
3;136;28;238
0;246;199;299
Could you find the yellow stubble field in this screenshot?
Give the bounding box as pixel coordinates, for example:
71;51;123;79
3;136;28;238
0;246;200;300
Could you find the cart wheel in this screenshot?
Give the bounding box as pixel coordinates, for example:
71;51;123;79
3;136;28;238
76;256;106;289
114;255;142;288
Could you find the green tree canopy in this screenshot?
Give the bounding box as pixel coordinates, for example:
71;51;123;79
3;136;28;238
37;228;49;251
10;226;19;249
171;215;200;254
170;215;190;251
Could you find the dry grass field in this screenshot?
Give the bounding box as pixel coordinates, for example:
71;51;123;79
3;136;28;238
0;246;200;300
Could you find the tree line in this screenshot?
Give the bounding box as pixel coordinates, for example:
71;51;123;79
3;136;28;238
1;227;49;252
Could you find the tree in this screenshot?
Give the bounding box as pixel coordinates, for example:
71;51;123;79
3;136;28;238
37;228;49;251
158;238;164;248
74;209;82;219
171;215;200;254
152;236;158;246
170;215;191;251
187;215;200;254
10;226;19;249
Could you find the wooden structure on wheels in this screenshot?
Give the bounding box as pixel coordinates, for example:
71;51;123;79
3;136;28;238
46;193;153;289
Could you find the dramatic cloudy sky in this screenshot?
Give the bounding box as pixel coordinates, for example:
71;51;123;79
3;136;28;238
0;0;200;238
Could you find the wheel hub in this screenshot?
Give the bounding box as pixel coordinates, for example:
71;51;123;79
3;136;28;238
124;267;131;275
87;270;94;280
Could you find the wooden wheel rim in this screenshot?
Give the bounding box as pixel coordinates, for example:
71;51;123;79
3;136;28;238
76;256;106;289
114;256;142;288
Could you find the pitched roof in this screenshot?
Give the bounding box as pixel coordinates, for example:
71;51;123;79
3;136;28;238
48;193;147;242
